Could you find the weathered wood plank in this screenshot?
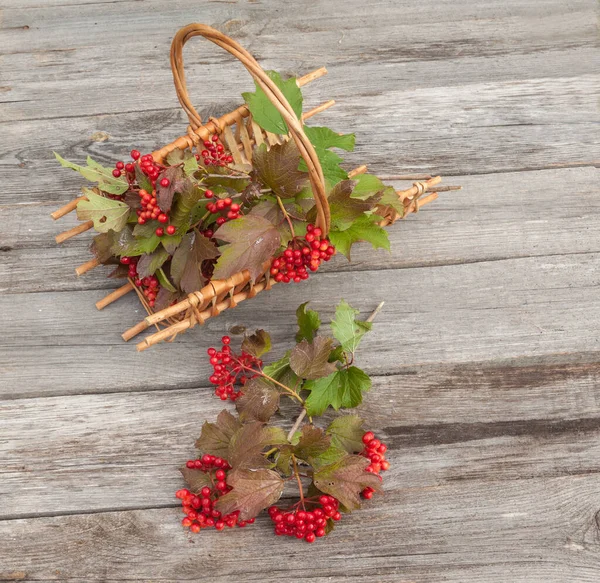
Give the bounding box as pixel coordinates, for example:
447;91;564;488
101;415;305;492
1;252;599;397
1;475;599;582
2;359;600;517
2;167;599;294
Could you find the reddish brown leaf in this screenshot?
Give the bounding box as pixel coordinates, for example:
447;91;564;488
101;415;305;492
235;377;280;422
228;422;287;469
241;329;272;358
195;410;242;459
170;230;219;293
156;166;187;212
289;336;337;380
253;140;308;198
179;466;212;493
293;425;331;462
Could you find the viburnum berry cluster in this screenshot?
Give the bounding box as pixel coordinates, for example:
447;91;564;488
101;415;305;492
200;134;234;167
207;335;263;401
206;194;242;227
176;299;389;544
119;256;160;306
270;224;335;284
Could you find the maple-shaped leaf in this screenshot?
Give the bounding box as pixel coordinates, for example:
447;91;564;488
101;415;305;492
228;422;287;470
215;468;284;521
212;215;280;282
170;230;219;293
304;366;371;416
327;180;382;231
331;300;372;354
308;444;349;471
166;147;199;176
304;126;355;153
253;141;308;198
76;189;130;233
156;166;187;212
179;465;212;493
289;337;337;380
236;377;280;423
262;352;301;392
329;214;390;260
241;329;272;358
293;425;331;463
296;302;321;343
195;410;242;458
275;446;293;476
313;454;382;510
134;164;153;193
91;232;116;264
169;183;206;230
351;173;404;215
136;247;170;278
154;286;180;311
242;70;303;135
326;415;365;454
55;152;128;195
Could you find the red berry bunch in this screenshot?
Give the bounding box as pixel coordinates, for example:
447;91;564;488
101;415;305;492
360;431;390;499
200;134;234;167
176;456;255;533
120;256;160;308
206;192;242;227
207;336;262;401
136;151;164;186
270;224;335;284
268;496;341;543
111;155;135;179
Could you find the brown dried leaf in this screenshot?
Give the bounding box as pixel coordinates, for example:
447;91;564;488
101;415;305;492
170;230;219;293
179;466;212;493
228;422;287;469
236;377;280;423
241;329;272;358
195;410;242;458
293;425;331;463
253;140;308;198
289;336;337;380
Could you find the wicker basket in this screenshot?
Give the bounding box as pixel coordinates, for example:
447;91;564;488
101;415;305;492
52;24;452;351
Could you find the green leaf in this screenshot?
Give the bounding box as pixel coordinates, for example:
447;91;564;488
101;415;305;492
76;190;130;233
262;352;292;381
304;126;355;152
351;174;404;215
328;180;381;231
170;230;219;293
253;141;309;198
195;410;242;458
329;214;390;260
326;415;365;454
308;444;349;471
304;366;371;416
212;215;280;282
275;446;294;476
299;148;348;188
134;164;153;194
170;183;205;229
292;425;331;463
179;466;212;493
235;377;280;423
241;329;272;358
214;468;284;521
55;152;128;195
156;267;177;293
228;422;288;470
136;247;170;278
295;302;321;343
242;70;303;134
289;337;337;380
331;299;373;354
313;454;382;510
166;147;199;176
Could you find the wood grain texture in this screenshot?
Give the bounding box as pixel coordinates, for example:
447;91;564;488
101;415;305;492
1;0;599;579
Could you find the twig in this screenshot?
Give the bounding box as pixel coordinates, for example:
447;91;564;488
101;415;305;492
287;409;307;442
276;196;296;239
291;455;305;510
366;301;385;323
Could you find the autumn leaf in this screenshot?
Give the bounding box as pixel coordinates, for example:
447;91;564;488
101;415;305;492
134;164;153;193
253;140;308;198
313;454;382;510
236;377;280;422
327;180;382;231
331;299;372;354
215;468;284;521
179;466;213;493
55;152;128;195
195;410;242;459
326;415;365;454
212;215;280;282
76;189;130;233
289;337;337;380
295;302;321;343
156;166;187;212
170;230;219;293
228;422;287;470
136;247;170;278
166;147;199;176
241;329;272;358
292;425;331;463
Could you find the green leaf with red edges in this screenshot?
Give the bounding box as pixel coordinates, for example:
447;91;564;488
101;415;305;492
242;70;303;135
327;180;382;231
170;230;219;294
313;454;382;510
227;422;287;470
179;466;213;493
195;410;242;458
235;377;280;423
136;247;170;278
289;337;337;380
76;189;130;233
328;214;390;260
55;152;128;195
214;468;284;521
156;166;187;212
241;329;272;358
253;141;308;198
292;425;331;463
326;415;365;454
212;215;280;282
304;366;372;416
295;302;321;343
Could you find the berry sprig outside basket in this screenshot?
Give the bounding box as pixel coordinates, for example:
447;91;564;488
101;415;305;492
176;299;389;543
51;24;460;351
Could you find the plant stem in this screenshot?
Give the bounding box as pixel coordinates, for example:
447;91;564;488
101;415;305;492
287;409;307;442
241;365;304;405
291;454;305;510
366;301;385;323
276;196;296;239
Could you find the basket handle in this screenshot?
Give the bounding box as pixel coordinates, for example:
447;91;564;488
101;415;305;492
170;24;330;234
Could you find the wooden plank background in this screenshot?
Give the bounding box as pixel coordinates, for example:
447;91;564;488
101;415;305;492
0;0;599;580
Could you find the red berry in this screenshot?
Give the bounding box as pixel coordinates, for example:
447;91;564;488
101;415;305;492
166;225;176;236
205;189;214;199
160;178;170;188
155;227;164;237
362;432;375;444
131;150;141;160
112;169;121;178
